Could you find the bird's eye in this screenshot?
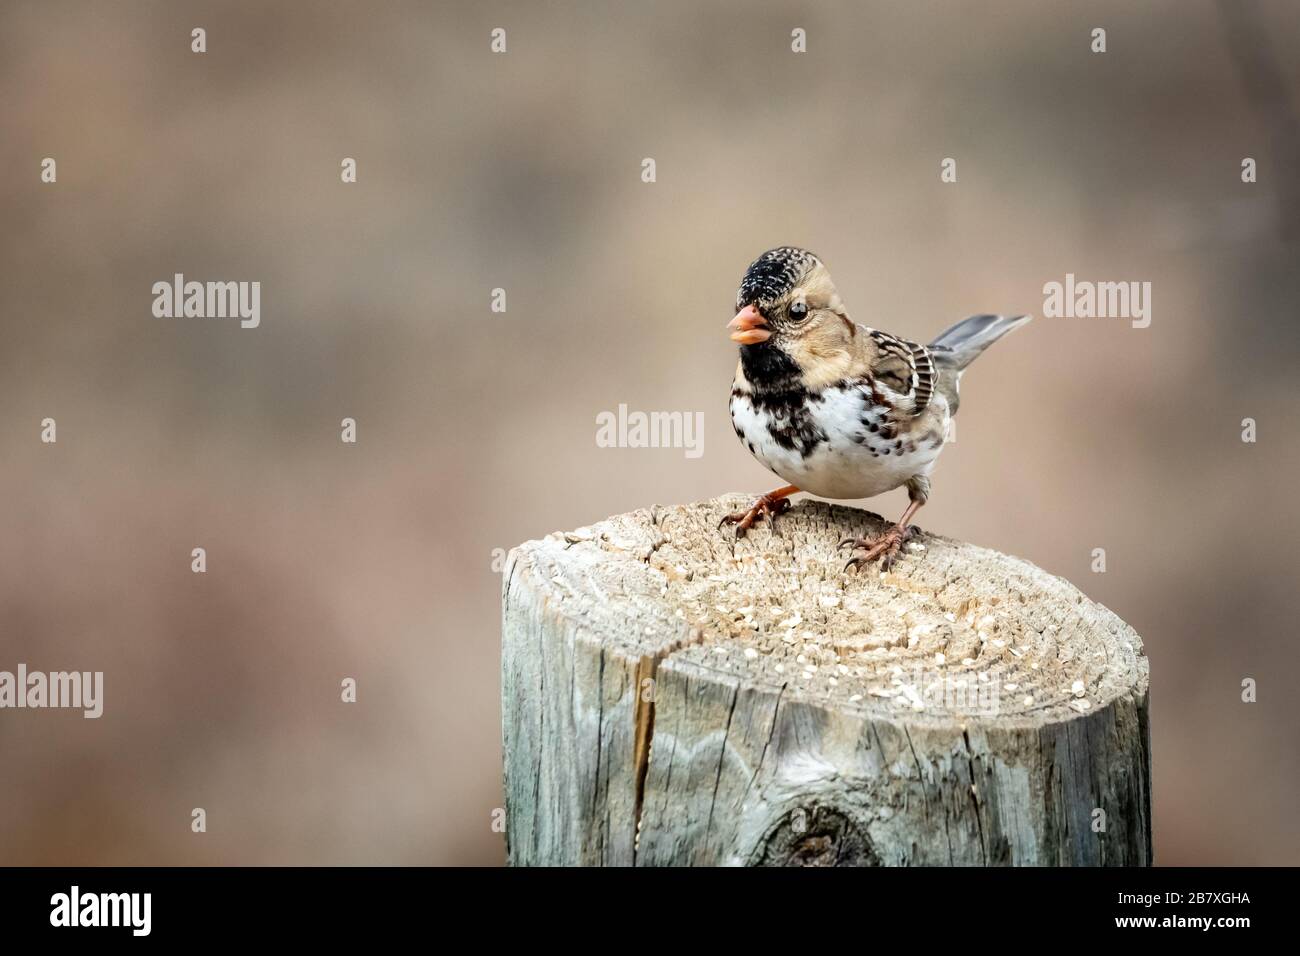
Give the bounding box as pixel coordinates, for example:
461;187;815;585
789;300;809;321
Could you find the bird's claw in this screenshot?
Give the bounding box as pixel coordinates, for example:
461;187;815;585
718;494;792;539
842;525;918;573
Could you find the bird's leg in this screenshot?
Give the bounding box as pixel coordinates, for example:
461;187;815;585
841;483;927;573
718;485;799;538
840;500;921;572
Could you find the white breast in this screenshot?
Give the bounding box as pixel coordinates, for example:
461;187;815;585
729;382;948;500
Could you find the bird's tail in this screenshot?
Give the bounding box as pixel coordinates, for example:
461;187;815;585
929;313;1032;371
928;313;1031;414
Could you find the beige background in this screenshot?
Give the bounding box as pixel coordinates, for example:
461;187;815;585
1;1;1297;865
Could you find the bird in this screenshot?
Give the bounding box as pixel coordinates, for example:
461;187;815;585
722;246;1031;571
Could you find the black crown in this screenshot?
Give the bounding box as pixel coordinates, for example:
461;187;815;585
736;247;819;309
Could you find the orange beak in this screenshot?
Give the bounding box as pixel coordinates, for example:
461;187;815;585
728;304;770;345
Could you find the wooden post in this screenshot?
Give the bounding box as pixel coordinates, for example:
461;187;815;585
502;496;1152;866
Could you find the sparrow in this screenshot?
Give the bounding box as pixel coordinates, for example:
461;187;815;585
722;247;1031;571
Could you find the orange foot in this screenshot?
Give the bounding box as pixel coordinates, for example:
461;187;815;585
839;524;920;572
718;489;795;539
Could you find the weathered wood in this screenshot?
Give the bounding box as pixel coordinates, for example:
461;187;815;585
502;496;1151;866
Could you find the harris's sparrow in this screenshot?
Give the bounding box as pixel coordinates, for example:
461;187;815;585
723;247;1031;570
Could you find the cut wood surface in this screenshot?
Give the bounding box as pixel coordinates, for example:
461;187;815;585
502;495;1152;866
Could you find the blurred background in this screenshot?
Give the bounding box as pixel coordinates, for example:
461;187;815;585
1;0;1297;865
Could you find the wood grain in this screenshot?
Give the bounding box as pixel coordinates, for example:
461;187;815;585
502;496;1152;866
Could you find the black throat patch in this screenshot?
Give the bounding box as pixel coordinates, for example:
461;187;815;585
733;345;828;455
738;340;801;391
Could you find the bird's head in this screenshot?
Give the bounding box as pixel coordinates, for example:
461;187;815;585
729;247;855;383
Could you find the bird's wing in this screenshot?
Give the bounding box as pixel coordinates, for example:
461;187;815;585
864;328;937;416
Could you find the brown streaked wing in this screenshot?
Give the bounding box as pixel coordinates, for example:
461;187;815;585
867;329;935;415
